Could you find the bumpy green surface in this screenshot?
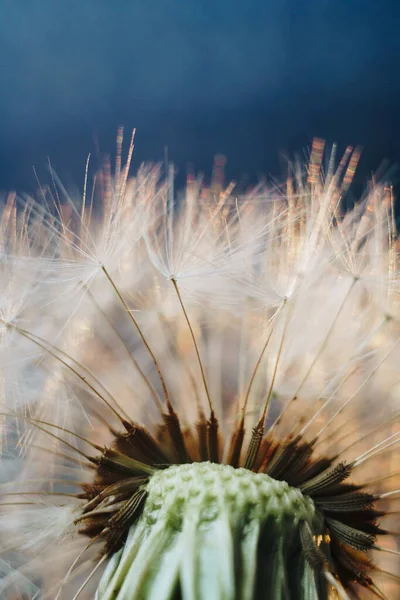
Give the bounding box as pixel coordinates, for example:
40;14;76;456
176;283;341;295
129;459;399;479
97;462;326;600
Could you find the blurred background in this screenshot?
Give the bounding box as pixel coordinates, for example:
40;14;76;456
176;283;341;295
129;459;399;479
1;0;399;193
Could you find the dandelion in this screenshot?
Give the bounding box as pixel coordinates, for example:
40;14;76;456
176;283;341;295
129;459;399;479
0;135;399;599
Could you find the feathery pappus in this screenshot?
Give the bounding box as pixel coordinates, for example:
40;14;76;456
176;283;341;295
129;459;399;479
0;133;399;599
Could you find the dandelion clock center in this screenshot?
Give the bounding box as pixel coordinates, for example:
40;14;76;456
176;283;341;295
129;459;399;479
144;462;316;530
97;462;324;600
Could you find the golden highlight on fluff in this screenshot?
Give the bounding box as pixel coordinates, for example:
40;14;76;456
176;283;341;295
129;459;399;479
0;135;399;600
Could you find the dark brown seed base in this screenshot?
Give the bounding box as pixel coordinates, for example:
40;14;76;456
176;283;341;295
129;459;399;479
76;410;391;598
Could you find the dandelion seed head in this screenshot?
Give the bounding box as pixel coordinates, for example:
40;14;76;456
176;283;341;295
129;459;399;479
0;136;399;599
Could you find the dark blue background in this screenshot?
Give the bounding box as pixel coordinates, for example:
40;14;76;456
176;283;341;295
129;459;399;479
1;0;399;192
